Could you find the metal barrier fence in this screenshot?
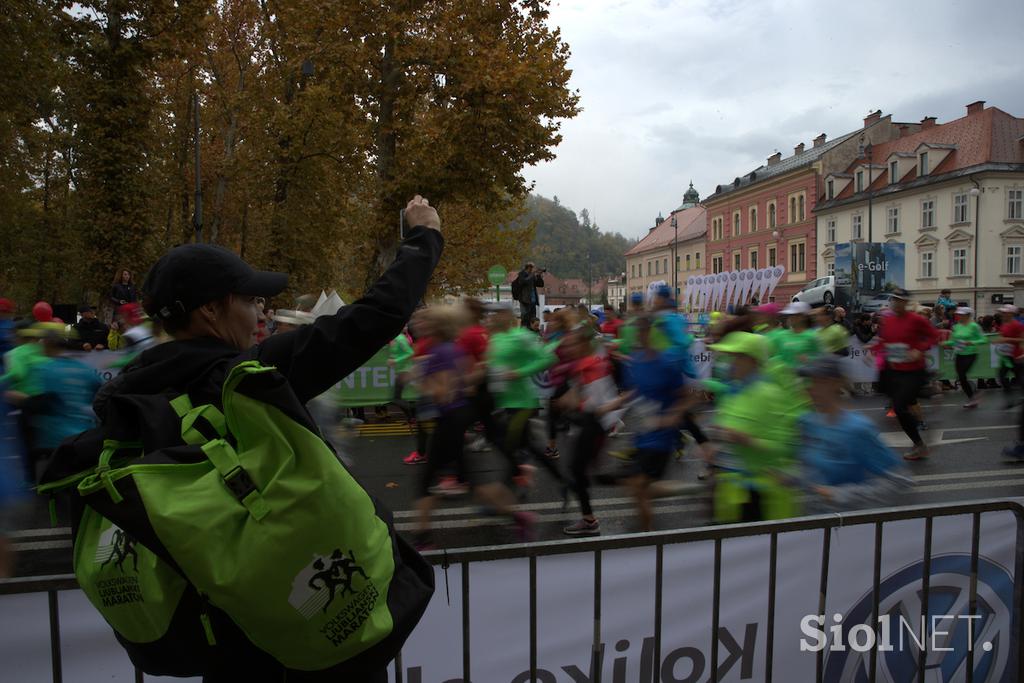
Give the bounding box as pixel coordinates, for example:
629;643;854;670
2;498;1022;683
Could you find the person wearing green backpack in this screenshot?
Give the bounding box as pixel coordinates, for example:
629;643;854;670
42;195;443;682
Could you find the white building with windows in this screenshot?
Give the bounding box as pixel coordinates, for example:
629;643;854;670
815;102;1024;312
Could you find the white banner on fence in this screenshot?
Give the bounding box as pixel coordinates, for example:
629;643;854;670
393;509;1020;683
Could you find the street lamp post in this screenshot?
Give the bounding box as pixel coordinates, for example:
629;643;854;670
671;213;678;305
971;183;981;303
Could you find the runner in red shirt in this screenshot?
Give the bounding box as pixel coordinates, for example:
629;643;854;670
600;304;623;337
876;289;939;461
993;304;1024;409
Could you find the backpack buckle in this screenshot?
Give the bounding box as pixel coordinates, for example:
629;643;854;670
223;466;257;501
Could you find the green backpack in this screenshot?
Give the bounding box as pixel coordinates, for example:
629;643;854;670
41;360;433;677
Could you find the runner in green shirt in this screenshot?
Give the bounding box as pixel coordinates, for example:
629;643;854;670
1;327;51;395
815;306;851;356
943;306;986;408
705;332;802;523
775;301;821;368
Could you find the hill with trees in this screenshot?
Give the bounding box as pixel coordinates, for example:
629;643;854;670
513;194;636;279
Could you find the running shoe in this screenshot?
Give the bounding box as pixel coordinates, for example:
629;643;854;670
430;476;469;497
513;511;538;542
544;446;560;460
1002;443;1024;462
467;436;490;452
609;447;636;461
903;444;930;461
513;464;537;488
403;450;426;465
963;398;980;409
562;518;601;537
885;408;896;418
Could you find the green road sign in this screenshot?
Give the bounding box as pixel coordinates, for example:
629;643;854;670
487;265;508;286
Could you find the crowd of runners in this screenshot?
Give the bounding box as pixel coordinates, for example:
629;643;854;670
371;282;1024;547
4;277;1024;555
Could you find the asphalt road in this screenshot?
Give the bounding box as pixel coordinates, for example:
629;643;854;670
7;385;1024;579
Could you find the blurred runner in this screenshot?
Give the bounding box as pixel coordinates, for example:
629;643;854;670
943;306;985;408
413;307;534;547
993;304;1024;409
560;325;624;536
485;302;564;494
774;301;821;368
797;355;910;512
876;289;938;461
705;332;801;523
815;305;850;356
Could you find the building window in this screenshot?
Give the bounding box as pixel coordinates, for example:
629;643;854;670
826;180;834;200
952;248;968;276
663;258;668;273
798;194;805;221
852;214;863;240
827;261;835;276
789;196;797;223
1008;246;1022;275
886;207;900;234
826;219;836;243
733;211;741;236
631;264;635;278
712;256;723;274
750;207;758;232
789;241;806;273
919;152;929;176
922;199;935;229
954;193;969;223
889;160;899;183
685;254;691;270
647;261;651;276
768;246;777;267
734;253;741;271
768;202;776;228
676;255;680;271
856;170;864;192
1009;189;1023;220
712;217;724;241
695;253;701;269
921;251;934;278
750;250;758;269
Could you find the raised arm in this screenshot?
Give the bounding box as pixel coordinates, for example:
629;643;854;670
254;207;443;403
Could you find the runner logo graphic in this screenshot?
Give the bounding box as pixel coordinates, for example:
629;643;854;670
289;549;370;620
94;524;139;573
822;554;1015;682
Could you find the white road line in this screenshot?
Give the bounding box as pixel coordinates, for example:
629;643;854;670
6;528;70;539
11;540;72;552
914;477;1024;494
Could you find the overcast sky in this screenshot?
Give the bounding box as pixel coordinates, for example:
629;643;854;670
523;0;1024;241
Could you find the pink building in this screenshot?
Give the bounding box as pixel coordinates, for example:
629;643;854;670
703;112;907;303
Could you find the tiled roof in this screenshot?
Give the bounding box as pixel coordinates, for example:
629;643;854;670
705;129;861;202
625;205;706;257
849;107;1024;174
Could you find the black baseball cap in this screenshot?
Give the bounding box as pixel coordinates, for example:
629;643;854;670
78;304;95;313
142;244;288;322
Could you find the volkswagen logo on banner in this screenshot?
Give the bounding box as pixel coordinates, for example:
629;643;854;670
823;554;1015;682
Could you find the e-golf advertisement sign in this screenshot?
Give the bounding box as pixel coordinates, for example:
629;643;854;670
835;242;906;313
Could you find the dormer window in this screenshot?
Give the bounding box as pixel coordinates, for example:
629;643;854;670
856;170;865;192
827;179;834;200
889;160;899;184
919;152;929;176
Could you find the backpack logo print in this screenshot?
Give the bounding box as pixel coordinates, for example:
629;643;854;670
290;549;370;620
95;525;139;573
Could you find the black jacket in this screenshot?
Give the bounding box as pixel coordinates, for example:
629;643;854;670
110;282;138;306
516;269;544;305
72;318;110;349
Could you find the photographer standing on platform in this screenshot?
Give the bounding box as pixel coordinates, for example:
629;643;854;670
514;262;545;328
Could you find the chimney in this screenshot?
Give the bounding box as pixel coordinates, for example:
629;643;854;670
921;116;937;129
794;142;805;155
863;110;882;128
813;133;827;148
767;151;782;166
966;100;985;115
898;124;910;138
